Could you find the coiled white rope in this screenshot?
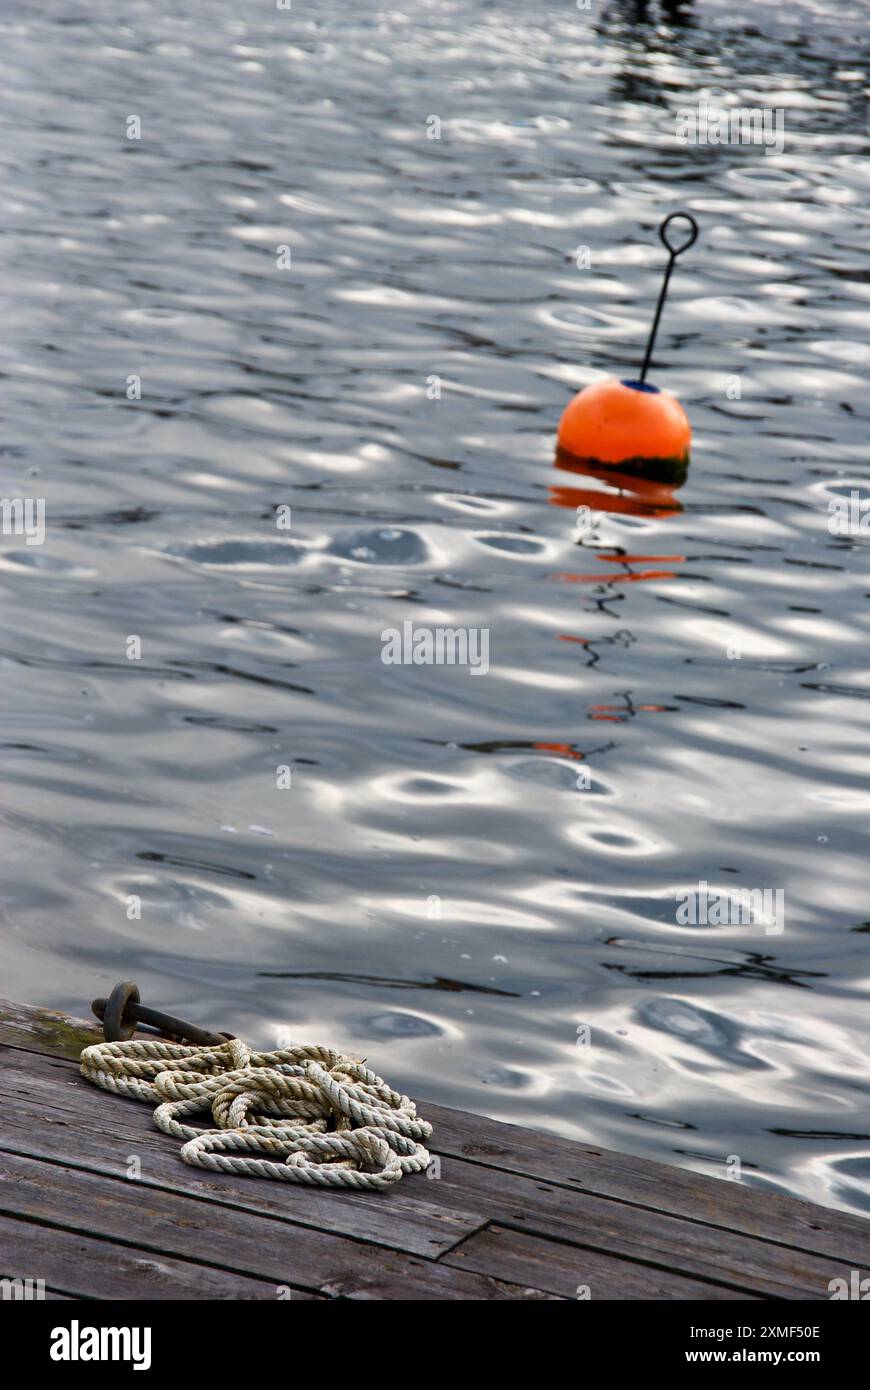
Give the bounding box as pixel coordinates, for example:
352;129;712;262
80;1035;433;1190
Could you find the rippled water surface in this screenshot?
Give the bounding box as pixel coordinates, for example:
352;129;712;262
3;0;870;1214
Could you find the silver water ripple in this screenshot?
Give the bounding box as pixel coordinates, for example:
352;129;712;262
1;0;869;1215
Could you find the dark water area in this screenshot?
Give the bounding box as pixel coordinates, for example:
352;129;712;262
2;0;870;1214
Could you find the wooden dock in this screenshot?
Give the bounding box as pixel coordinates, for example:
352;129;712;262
2;997;868;1301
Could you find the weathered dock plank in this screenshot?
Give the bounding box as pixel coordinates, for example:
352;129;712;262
0;1153;549;1301
441;1225;754;1301
0;1050;481;1258
0;1213;319;1301
0;998;94;1061
428;1100;870;1265
1;997;868;1301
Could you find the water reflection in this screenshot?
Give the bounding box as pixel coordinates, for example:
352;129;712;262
550;447;687;520
550;446;688;594
2;0;870;1218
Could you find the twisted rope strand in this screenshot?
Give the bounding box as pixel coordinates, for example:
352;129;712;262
80;1034;432;1189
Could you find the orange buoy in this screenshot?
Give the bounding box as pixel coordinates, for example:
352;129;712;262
557;212;698;471
557;377;691;469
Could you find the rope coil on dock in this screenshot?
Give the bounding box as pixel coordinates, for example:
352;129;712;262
80;1035;433;1190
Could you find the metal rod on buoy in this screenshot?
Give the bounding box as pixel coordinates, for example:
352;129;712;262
638;212;699;384
556;211;699;468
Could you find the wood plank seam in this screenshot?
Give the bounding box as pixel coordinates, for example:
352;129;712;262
0;1123;477;1259
0;1205;328;1299
0;1204;563;1301
424;1143;863;1266
439;1217;777;1300
6;1130;852;1299
4;1001;867;1302
3;1060;860;1273
0;1136;486;1258
5;1036;851;1267
0;1212;329;1302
